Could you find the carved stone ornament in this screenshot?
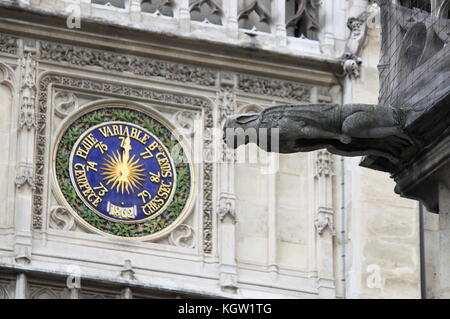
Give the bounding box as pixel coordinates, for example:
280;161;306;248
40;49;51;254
314;210;335;236
19;53;37;130
218;201;236;224
315;150;334;177
168;224;196;249
224;103;413;165
49;206;75;231
54;91;79;119
15;163;35;189
39;40;216;87
340;3;380;78
172;110;199;137
0;34;18;55
238;74;311;103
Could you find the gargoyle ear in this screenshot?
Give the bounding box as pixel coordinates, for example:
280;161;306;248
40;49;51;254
236;114;259;124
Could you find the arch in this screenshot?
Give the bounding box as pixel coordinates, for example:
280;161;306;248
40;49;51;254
0;62;15;92
237;103;264;114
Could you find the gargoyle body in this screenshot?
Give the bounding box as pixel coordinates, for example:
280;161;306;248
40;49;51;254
223;103;413;163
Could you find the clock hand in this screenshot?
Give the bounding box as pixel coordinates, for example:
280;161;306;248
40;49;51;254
121;135;131;163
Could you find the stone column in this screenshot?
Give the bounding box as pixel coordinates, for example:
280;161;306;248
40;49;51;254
216;73;238;293
177;0;191;33
130;0;142;23
15;273;28;299
319;0;336;57
14;40;38;265
267;168;278;278
314;150;336;298
218;195;238;293
271;0;286;46
224;0;239;39
80;0;92;15
437;165;450;298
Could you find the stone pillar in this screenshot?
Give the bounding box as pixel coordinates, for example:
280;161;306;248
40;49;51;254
80;0;91;15
313;150;336;298
437;165;450;298
216;73;238;293
224;0;239;39
271;0;286;46
267;167;278;278
177;0;191;33
14;39;38;265
319;0;336;57
218;196;238;293
15;273;27;299
130;0;142;23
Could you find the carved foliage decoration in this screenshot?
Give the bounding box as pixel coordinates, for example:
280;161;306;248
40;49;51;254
190;0;223;25
217;87;237;162
141;0;174;17
39;41;216;87
315;150;333;177
286;0;321;39
203;161;213;253
168;224;196;248
0;34;18;55
49;206;75;231
19;53;37;130
238;74;311;102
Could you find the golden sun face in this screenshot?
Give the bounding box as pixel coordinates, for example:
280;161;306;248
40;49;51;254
101;136;146;194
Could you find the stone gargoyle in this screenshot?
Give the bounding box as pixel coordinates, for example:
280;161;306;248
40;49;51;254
223;103;415;164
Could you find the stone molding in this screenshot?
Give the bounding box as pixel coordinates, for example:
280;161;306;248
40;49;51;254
39;40;217;87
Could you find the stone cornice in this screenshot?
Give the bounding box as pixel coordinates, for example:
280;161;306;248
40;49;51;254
0;3;340;87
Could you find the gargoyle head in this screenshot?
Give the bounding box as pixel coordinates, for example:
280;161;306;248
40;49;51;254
223;113;260;149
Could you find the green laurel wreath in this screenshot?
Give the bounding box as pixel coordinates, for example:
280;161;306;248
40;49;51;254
55;107;191;238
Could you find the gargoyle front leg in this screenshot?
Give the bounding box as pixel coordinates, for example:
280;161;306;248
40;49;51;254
341;110;410;142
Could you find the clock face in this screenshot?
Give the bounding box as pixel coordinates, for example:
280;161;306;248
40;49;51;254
54;105;193;240
69;121;177;223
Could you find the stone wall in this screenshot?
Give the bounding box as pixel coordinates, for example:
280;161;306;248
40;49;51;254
0;0;422;299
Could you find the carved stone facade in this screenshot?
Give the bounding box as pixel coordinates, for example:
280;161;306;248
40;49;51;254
0;0;421;299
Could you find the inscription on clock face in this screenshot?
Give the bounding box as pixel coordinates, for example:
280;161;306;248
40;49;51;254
69;121;177;223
